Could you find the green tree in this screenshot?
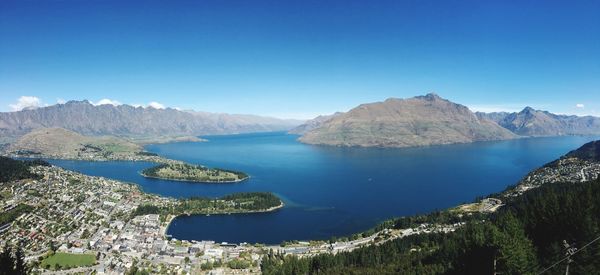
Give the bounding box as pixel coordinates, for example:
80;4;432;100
13;246;27;275
0;244;14;275
493;212;538;274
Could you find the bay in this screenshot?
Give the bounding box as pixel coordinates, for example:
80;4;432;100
46;132;598;244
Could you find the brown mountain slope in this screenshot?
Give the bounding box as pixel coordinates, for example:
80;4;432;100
7;127;142;157
288;112;343;135
299;94;517;147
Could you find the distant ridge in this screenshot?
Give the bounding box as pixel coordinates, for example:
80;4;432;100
0;100;302;141
297;93;517;147
477;107;600;136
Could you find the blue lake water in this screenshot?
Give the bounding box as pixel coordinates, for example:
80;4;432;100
46;132;599;244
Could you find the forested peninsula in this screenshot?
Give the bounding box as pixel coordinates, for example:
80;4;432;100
141;162;249;183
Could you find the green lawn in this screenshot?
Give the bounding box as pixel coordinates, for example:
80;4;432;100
41;252;96;270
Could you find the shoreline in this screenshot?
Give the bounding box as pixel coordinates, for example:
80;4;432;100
6;153;176;164
10;154;284;244
12;153;260;197
11;153;251;183
139;172;250;183
162;201;285;239
161;215;177;238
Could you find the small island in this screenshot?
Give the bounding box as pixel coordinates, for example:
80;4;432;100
141;162;249;183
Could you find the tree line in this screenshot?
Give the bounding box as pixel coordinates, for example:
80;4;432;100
131;192;282;219
0;157;49;183
0;244;27;275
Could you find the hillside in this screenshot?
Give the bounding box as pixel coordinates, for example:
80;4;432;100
564;140;600;161
298;94;517;147
475;111;510;124
5;128;145;159
478;107;600;136
0;100;302;141
288;112;343;135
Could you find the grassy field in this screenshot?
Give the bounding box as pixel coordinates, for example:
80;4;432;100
41;252;96;270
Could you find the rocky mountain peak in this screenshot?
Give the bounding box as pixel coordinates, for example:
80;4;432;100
521;106;536;113
0;101;302;140
424;92;441;100
415;93;442;102
65;100;92;105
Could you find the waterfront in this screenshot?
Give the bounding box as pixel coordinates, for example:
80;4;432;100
47;132;600;244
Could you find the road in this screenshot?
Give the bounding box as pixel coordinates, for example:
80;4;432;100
41;266;94;275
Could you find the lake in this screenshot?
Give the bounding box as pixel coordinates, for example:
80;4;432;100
46;132;598;244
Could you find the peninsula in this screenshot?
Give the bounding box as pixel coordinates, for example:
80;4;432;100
135;192;283;218
2;128;252;184
141;163;249;183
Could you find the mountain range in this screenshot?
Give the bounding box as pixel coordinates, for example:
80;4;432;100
0;100;302;143
293;94;600;148
476;107;600;136
3;95;599;149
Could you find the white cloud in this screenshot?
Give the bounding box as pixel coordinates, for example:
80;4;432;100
147;101;165;109
57;98;66;104
93;99;122;106
129;102;168;109
576;103;585;108
9;96;43;111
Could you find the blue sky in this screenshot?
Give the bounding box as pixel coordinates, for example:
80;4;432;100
1;0;598;119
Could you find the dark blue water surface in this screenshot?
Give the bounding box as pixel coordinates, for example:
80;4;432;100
47;132;599;244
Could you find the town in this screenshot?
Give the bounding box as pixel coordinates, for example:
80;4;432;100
509;157;600;196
